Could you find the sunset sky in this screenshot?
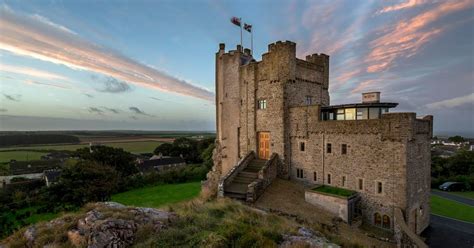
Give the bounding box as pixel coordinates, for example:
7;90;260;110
0;0;473;135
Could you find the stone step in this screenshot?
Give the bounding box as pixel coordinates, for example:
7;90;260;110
233;176;255;184
225;182;248;194
238;171;258;178
243;167;261;173
224;192;246;200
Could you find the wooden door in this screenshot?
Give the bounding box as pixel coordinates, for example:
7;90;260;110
258;132;270;159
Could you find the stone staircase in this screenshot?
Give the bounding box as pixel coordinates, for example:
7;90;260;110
224;159;267;200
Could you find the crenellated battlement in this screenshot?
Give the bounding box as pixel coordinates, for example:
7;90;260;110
267;40;296;53
305;53;329;66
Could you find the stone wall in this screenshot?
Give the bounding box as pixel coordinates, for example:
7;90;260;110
287;107;432;232
305;190;357;222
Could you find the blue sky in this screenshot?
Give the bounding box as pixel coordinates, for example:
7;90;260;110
0;0;473;135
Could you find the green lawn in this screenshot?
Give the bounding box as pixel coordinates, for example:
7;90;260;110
0;141;164;162
0;151;48;163
111;182;201;208
312;185;356;198
431;195;474;223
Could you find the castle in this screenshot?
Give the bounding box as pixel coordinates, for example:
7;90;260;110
212;41;432;242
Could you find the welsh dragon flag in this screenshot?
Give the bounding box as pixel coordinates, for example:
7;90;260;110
230;17;241;27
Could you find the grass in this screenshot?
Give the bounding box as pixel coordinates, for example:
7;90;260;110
3;198;298;248
0;151;48;163
312;185;356;198
431;195;474;223
111;182;201;208
0;141;164;163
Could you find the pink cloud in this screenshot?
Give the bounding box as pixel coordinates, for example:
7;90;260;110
377;0;427;14
0;6;214;102
366;0;473;73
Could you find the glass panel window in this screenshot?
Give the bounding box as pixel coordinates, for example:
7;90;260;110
306;96;313;105
329;112;334;120
336;109;345;120
374;213;382;226
369;108;380;119
258;100;267;109
345;108;356;120
356;108;368;120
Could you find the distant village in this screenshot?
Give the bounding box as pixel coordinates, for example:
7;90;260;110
0;143;187;190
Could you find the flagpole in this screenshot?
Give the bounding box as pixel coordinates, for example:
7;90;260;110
251;27;253;56
240;18;243;50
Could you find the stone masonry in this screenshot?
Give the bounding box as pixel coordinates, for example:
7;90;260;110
214;40;432;238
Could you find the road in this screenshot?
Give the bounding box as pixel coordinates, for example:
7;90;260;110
423;214;474;248
431;190;474;206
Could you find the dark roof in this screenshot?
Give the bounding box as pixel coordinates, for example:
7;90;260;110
44;169;61;183
10;159;63;175
321;102;398;110
138;157;186;172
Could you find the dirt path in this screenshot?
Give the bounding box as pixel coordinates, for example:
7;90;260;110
254;179;396;247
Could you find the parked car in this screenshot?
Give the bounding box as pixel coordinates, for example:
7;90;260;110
439;182;466;191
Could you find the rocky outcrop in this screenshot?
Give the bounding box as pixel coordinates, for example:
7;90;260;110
6;202;176;248
280;227;340;248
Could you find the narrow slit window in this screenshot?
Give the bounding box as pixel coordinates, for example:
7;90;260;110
313;172;317;181
342;176;346;187
327;143;332;153
327;174;331;184
300;142;305;152
358;179;364;190
377;182;383;194
341;144;347;155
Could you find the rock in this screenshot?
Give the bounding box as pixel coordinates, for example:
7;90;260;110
68;229;85;247
101;202;126;209
24;226;36;246
280;227;340;248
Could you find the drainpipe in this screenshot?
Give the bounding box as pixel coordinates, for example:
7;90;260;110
322;133;325;185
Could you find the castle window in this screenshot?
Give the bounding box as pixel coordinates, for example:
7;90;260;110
377;181;383;194
326;143;332;153
374;213;382;226
296;168;304;178
327;174;331;184
358;179;364;190
306;96;313;105
342;176;346;187
258;99;267;109
341;144;347;155
382;215;391;229
313;172;317;181
300;142;305;152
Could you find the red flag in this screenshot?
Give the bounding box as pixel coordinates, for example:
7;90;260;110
230;17;241;27
244;23;252;33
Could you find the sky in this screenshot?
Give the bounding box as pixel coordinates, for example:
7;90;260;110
0;0;473;135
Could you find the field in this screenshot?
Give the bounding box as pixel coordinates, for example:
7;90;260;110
0;151;48;163
111;182;201;208
0;141;164;163
431;195;474;223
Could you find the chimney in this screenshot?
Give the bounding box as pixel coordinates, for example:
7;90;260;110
362;92;380;103
219;43;225;51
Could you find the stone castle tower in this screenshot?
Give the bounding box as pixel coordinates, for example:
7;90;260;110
216;41;330;177
213;40;433;245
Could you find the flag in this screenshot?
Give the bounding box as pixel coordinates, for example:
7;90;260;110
231;17;241;27
244;23;252;33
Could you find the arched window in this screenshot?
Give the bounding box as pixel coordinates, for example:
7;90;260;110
383;215;391;229
374;213;382;226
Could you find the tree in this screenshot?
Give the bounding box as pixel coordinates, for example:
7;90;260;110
448;135;465;143
154;143;174;156
75;146;138;176
46;161;119;208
